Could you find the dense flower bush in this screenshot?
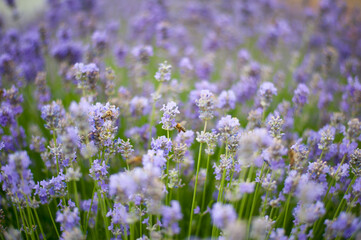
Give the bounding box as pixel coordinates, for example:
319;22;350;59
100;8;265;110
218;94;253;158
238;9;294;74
0;0;361;239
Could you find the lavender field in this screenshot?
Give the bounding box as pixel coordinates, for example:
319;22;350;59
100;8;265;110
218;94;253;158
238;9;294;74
0;0;361;239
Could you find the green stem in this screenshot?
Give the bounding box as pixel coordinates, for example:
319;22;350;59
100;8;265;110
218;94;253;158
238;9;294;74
22;193;37;240
217;169;227;203
148;82;163;148
139;205;143;238
261;171;274;216
346;197;358;212
97;190;110;240
130;223;134;240
333;176;356;219
211;169;227;238
33;208;46;240
18;206;30;240
238;166;254;219
247;163;266;237
313;153;348;234
283;193;292;230
200;154;211;210
13;205;20;229
188;121;207;239
323;154;346;202
195;154;211;235
73;180;80;208
53;132;59;175
85;185;97;231
166;129;171;206
47;204;60;238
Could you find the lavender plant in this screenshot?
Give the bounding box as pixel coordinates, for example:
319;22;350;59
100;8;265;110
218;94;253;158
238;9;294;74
0;0;361;239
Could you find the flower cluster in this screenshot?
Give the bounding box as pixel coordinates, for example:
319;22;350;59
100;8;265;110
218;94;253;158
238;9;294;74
1;0;361;239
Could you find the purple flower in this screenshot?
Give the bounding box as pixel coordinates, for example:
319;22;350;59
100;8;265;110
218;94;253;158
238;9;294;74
108;166;164;213
160;101;180;131
269;228;288;240
51;41;83;64
1;151;35;204
239;182;255;194
110;202;129;222
325;212;361;239
267;114;284;139
296;177;324;203
293;83;310;108
107;203;129;236
41;101;65;130
211;203;237;229
196;130;219;155
89;159;109;192
262;139;287;170
115;138;134;160
217;115;240;142
175;130;195;147
258;82;277;108
114;43;128;67
347;118;361;141
151;136;172;156
129;96;150;117
73;62;99;92
92;31;108;52
88;102;119;147
179;57;193;74
109;171;137;203
350;148;361;176
218;90;236;110
213;154;233;181
56;200;81;232
318;125;335;152
293;201;325;225
34;172;67;204
237;128;273;166
81;196;98;215
155;61;172;82
196;90;215;121
131;45;153;64
161;200;182;235
142;149;167;169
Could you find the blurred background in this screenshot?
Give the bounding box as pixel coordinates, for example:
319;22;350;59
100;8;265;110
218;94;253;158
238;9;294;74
0;0;360;27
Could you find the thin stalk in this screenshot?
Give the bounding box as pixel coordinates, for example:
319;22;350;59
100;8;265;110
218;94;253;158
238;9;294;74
13;205;20;229
346;197;358;212
333;176;356;219
261;171;274;216
238;166;254;219
323;154;346;202
124;224;129;240
196;154;211;234
22;193;37;240
187;121;207;239
73;180;80;210
53;132;59;175
148;82;163;148
211;169;227;238
84;184;97;231
18;206;30;240
139;205;143;237
130;223;135;240
282;193;292;230
200;154;211;210
247;163;266;237
47;204;60;238
166;129;171;206
33;208;46;240
97;190;110;240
